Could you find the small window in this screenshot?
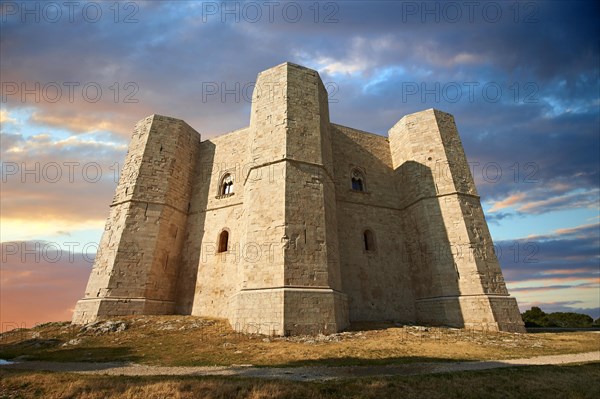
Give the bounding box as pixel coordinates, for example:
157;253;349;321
352;177;363;191
218;230;229;253
351;169;365;192
220;174;234;196
363;229;375;252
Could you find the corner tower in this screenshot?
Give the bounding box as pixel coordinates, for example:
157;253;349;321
72;115;200;324
231;63;348;335
389;109;525;332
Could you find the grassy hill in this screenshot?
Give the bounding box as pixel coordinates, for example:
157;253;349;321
1;316;598;367
2;317;599;398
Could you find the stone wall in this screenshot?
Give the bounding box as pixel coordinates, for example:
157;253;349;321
331;124;416;322
72;115;200;324
73;62;525;334
175;128;250;321
389;109;524;332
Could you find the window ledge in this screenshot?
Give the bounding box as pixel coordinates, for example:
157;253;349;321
216;193;235;199
350;189;370;194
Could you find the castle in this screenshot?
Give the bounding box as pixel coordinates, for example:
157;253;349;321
72;62;525;335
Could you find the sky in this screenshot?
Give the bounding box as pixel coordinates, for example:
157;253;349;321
1;0;598;330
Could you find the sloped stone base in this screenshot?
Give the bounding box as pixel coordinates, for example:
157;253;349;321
416;295;525;332
71;298;175;325
229;288;348;336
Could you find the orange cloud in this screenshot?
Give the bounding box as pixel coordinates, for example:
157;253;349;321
554;223;600;236
1;127;124;240
30;111;130;136
488;192;526;212
542;268;599;275
517;189;600;214
0;108;16;124
509;282;599;293
523;221;600;240
508;276;600;286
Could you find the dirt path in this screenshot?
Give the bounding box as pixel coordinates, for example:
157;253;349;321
2;352;599;381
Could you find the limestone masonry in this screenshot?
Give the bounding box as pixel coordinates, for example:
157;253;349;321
72;62;525;335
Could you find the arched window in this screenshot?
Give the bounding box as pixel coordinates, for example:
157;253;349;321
351;169;365;192
220;174;234;196
218;230;229;253
363;229;375;252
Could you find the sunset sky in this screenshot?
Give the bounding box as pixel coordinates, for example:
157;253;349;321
1;1;598;330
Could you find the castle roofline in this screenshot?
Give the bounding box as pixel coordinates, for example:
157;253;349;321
389;108;454;133
257;61;319;76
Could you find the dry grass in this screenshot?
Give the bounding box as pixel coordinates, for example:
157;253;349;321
1;363;599;399
1;316;599;367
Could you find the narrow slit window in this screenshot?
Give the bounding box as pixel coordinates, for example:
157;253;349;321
363;229;375;252
218;230;229;253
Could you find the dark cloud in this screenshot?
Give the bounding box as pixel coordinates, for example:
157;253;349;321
1;1;598;324
1;0;597;225
511;283;598;293
485;211;515;225
498;223;600;285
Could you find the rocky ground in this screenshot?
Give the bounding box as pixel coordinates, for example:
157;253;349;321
1;316;598;368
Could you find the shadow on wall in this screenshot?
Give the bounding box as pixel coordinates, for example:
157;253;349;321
332;126;465;328
173;136;466;329
332;126;417;322
396;160;465;328
175;140;216;314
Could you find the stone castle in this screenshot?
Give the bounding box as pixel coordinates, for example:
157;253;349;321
72;62;525;335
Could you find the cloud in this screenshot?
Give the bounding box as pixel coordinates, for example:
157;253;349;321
29;111;131;136
487;185;599;217
498;222;599;314
489;192;527;213
294;35;399;77
0;108;16;124
1;0;599;326
524;222;600;242
517;189;600;214
485;211;515;225
510;282;599;293
465;108;599;207
414;45;488;68
0;241;93;329
1;130;124;240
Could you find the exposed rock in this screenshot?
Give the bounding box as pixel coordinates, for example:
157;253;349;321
62;338;82;347
79;320;127;335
